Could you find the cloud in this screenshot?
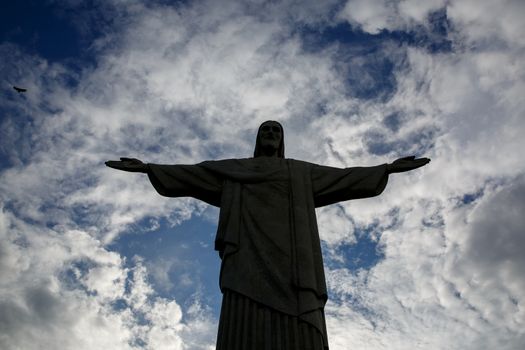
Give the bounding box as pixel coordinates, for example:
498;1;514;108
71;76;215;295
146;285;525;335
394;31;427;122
0;1;344;348
448;0;525;47
447;177;525;332
324;178;525;349
316;1;525;349
0;209;216;349
339;0;446;34
1;0;524;349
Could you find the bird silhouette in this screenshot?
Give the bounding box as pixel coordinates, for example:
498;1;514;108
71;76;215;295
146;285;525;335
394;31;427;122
13;86;27;93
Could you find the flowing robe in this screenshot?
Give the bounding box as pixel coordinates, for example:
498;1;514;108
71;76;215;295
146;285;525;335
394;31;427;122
147;157;389;348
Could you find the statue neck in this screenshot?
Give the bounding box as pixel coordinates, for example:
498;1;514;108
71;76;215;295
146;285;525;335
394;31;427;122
258;145;279;158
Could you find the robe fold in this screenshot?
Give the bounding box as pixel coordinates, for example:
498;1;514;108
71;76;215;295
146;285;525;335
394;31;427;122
147;157;389;349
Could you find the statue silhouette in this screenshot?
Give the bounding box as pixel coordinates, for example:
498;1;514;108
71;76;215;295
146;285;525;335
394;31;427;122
106;120;430;349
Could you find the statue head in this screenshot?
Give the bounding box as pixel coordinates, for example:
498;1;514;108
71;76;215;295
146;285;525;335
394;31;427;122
253;120;285;158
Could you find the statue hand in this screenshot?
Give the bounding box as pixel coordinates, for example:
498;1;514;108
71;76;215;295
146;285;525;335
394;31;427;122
387;156;430;174
105;157;149;173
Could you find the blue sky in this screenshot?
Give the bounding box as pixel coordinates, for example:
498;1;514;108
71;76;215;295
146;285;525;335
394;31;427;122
1;1;524;349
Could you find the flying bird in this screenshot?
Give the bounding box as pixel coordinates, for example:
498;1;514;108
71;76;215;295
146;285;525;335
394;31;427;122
13;86;27;93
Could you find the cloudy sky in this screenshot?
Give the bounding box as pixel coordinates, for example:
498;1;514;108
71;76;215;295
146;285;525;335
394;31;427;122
1;0;524;349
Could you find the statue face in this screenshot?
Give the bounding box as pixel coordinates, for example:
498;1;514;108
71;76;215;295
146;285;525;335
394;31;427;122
259;121;282;150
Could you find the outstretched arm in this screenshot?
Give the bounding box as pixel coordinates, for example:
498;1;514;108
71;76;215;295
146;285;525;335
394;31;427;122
106;158;223;206
386;156;430;174
311;156;429;207
105;157;149;173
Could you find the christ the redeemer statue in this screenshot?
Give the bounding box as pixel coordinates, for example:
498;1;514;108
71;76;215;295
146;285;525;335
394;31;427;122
106;120;430;349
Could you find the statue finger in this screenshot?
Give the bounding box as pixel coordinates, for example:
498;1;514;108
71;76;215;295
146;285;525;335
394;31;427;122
105;160;123;168
412;159;430;168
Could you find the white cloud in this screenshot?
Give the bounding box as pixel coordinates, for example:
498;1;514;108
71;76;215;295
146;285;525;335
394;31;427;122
339;0;446;34
0;209;215;349
317;205;357;247
339;0;396;34
448;0;525;47
323;1;525;349
1;0;525;349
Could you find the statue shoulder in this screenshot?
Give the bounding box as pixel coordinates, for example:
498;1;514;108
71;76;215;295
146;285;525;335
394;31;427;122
286;158;317;169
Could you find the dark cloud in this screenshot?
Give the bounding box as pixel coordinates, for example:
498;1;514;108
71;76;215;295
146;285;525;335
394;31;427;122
466;176;525;273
